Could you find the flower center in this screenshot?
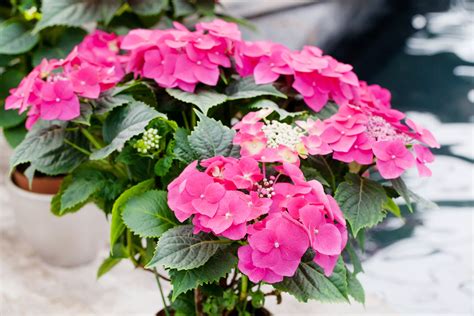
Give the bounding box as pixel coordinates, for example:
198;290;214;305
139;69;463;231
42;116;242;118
391;155;396;159
314;229;319;235
196;60;202;65
262;120;304;150
200;194;205;199
274;242;280;248
80;81;86;86
225;212;232;219
55;97;61;102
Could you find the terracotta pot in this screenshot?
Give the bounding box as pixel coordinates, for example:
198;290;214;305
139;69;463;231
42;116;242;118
5;173;107;267
12;170;63;194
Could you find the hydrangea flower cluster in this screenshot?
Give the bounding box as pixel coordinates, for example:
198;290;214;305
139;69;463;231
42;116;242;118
5;31;125;128
121;19;360;111
167;157;347;283
233;90;438;179
134;128;161;155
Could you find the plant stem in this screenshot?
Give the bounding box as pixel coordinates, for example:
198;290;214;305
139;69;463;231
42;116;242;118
239;275;249;313
194;287;202;316
126;230;139;266
64;139;92;155
181;111;190;130
153;268;170;316
190;109;196;128
80;128;103;149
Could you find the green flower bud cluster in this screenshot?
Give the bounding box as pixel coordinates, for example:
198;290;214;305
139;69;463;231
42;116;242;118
134;128;161;154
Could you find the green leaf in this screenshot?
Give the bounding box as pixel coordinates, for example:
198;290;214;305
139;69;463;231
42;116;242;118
383;197;401;217
32;27;87;65
91;101;165;160
335;174;387;235
226;77;286;100
146;225;230;270
344;241;363;275
166;88;228;115
129;0;169;16
189;113;239;160
35;0;122;32
60;168;106;211
9;120;66;172
0;68;25;100
97;257;121;278
173;128;198;163
72;103;93;126
300;165;330;187
172;0;195;17
31;131;88;175
274;257;348;303
347;272;365;304
112;80;157;107
122;190;178;238
249;99;304;120
0;107;26;128
154;156;174;177
0;20;39;54
92;91;135;115
51;175;88;216
169;251;237;300
391;178;413;212
110;179;155;248
2;124;26;148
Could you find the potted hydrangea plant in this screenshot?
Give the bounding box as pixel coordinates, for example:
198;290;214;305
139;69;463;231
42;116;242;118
5;19;438;314
0;0;229;267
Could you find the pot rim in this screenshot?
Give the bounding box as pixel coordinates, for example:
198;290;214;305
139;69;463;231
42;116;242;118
5;174;54;201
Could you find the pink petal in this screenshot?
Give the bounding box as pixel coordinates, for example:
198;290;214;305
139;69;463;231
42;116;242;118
313;224;343;256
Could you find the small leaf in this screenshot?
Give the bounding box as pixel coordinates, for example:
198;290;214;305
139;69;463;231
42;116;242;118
51;175;88;216
249;99;304;120
9;120;66;172
391;178;413;212
383;197;401;217
122;190;178;238
155;156;174;177
335;174;387;235
129;0;169;16
31;131;88;175
347;272;365;304
72;103;93;126
0;20;39;54
146;225;230;270
110;179;155;249
60;169;106;211
166;88;227;115
226;77;286;100
35;0;122;32
97;257;121;278
91;101;165;160
274;257;348;303
172;0;195;17
173;128;198;164
189;113;239;160
3;124;26;148
92;91;135;115
344;241;363;275
169;251;237;300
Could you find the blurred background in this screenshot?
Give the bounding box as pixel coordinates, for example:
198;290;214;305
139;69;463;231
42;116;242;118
1;0;473;315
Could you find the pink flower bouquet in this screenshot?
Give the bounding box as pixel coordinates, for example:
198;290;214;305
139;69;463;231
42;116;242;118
6;19;438;315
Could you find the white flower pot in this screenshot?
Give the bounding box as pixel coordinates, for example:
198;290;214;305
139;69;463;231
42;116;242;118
5;176;107;267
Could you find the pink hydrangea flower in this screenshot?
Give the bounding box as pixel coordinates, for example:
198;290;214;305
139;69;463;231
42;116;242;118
413;144;435;177
223;157;263;189
242;215;309;282
39;80;80;121
372;140;415;179
406;118;440;148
